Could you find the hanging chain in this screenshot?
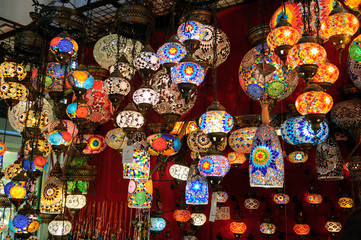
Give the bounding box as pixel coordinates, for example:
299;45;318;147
314;0;321;41
211;8;218;102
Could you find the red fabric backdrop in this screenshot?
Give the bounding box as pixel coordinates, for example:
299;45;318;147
78;0;359;239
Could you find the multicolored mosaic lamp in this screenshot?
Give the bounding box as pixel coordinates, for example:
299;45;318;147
177;21;206;54
4;171;32;209
267;16;301;62
67;69;95;97
228;152;247;168
316;134;344;181
344;0;361;12
288;151;308;166
150;211;166;238
230;218;247;239
50;34;78;63
198;154;231;188
281;116;329;149
273;191;290;208
338;195;354;209
128;178;152;209
123;148;150;179
295;83;333;132
147;133;181;156
313;62;339;90
116;103;144;138
214;191;228;204
349;34;361;62
133;84;159;115
260;210;276;237
249;124;284;188
199;101;234;147
287;36;327;82
10;203;40;239
293;209;310;238
171;54;205;103
0;61;27;82
228;127;258;154
320;1;359;55
186;165;209;205
133;45;160;81
173;205;191;229
157;36;187;73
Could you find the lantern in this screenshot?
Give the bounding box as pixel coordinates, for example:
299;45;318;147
50;35;78;63
186;165;209;205
288;151;308;165
82;134;106;155
344;0;361;11
156;36;187;72
173;207;191;229
244;196;260;212
191;213;207;227
338;196;354;209
267;16;301;62
0;82;28;101
4;171;32;208
325;217;342;237
128;178;152;208
230;220;247;239
228;152;247;167
349;34;361;62
133;45;160;81
109;61;135;81
150;69;196;117
147;133;181;156
348;57;361;90
293;224;310;236
40;162;65;214
320;2;359;53
48;215;72;237
295;83;333;131
198;155;231;178
250;124;284;188
177;21;206;53
171;54;205;103
214;191;228;203
66;99;91;121
280;116;329;146
193;25;231;68
0;61;27;81
316;134;344;181
260;222;276;236
306;193;323;207
4;163;22;180
93;34;143;69
187;130;227;153
10;204;40;238
23;155;48;173
228;127;257;154
313;62;339;90
67;69;94;94
105;128;127;150
133;85;159;114
116;103;144;137
273;192;290;208
169;163;190;182
150;217;166;232
270;2;303;34
199;101;234;147
331;95;361;129
47;120;78;148
287;38;327;82
66;189;86;217
123;147;150;179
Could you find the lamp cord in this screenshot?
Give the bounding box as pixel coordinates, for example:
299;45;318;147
211;7;218;102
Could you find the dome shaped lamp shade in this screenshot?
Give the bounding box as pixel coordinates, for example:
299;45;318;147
320;2;359;54
267;16;301;62
133;85;159;115
230;220;247;239
177;21;206;54
157;36;187;72
48;215;72;236
116;103;145;138
316;134;344;181
103;69;131;109
191;213;207;227
186;165;209;205
198;154;231;189
295;83;333;132
128;179;152;208
133;45;160;81
50;35;78;63
171;54;205;104
250;124;284;188
287;39;327;82
198;101;234;147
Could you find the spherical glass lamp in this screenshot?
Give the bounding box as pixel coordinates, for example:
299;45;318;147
344;0;361;11
214;191;228;203
313;62;339;89
109;60;135;81
169;163;190;182
281;116;329;147
228;127;257;154
288;151;308;166
66;189;86;216
244;196;260;212
325;218;342;237
173;207;191;228
287;37;327;82
4;163;22;180
105;128;127;150
66;99;91;121
48;215;72;236
128;179;152;208
67;70;94;96
0;82;28;101
260;222;276;236
116;103;144;137
171;54;205;103
295;83;333;132
199;101;234;147
191;213;207;227
338;196;354;209
0;61;27;81
306;193;323;207
230;220;247;239
177;21;206;54
103;70;131;109
157;36;187;72
228;152;247;168
18;109;49;130
133;45;160;81
320;2;359;53
133;85;159;115
4;171;31;208
331;95;361;129
349;34;361;62
150;217;166;232
198;154;230;188
267;17;301;62
293;224;310;236
50;35;78;63
273;192;290;208
10;204;40;238
23;155;48;173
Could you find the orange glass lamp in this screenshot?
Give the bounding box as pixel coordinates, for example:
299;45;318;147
227;152;247;168
321;1;359;55
287;36;327;82
273;192;290;209
306;193;323;208
344;0;361;12
312;62;339;90
230;219;247;239
288;151;308;167
293;209;310;239
267;16;301;62
338;195;354;210
173;204;191;229
295;83;333;132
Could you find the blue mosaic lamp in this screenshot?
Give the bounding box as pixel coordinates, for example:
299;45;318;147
171;54;205;103
67;69;94;97
150;210;166;238
199;101;234;147
157;36;187;73
177;21;206;54
281;116;329;151
10;203;40;238
198;154;230;189
249;124;284;188
186;164;209;205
